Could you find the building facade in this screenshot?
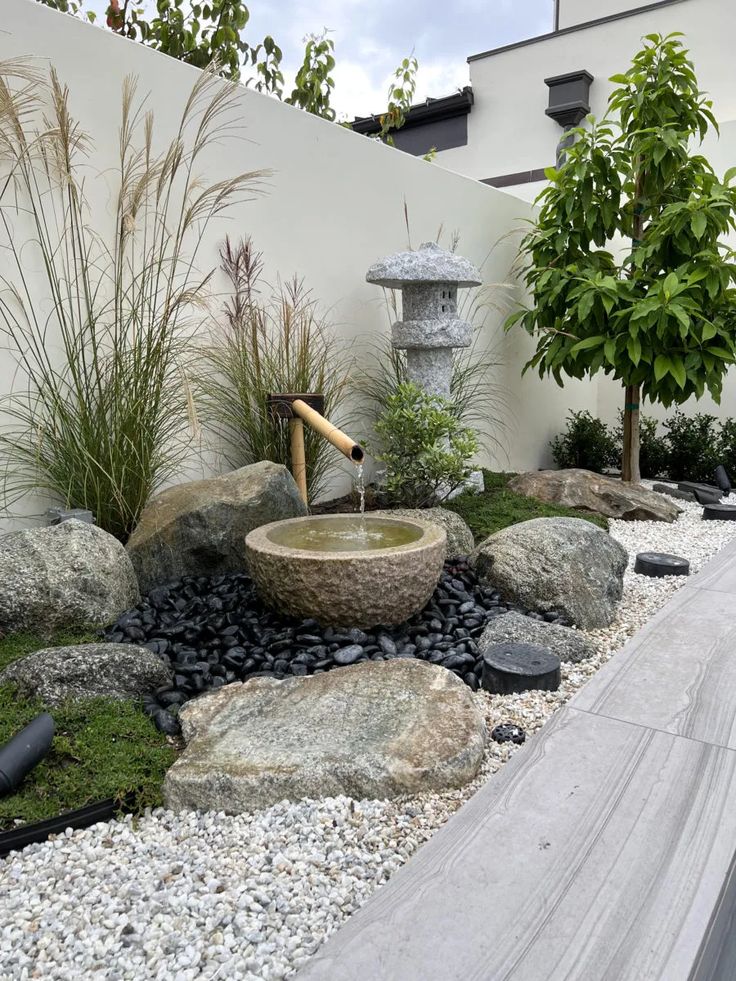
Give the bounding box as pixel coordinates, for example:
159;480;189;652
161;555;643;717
362;0;736;202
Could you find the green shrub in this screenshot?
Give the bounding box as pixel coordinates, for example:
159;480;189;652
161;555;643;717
552;408;735;484
638;417;671;479
372;381;478;508
663;412;721;483
196;237;351;504
716;419;736;482
550;411;618;473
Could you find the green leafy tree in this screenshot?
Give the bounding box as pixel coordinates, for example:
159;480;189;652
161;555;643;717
285;31;336;120
37;0;93;16
506;33;736;482
36;1;425;142
378;56;419;144
37;0;277;83
105;0;254;80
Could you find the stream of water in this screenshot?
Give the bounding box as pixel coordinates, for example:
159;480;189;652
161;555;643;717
354;462;366;516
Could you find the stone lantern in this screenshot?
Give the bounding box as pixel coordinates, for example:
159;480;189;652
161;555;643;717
366;241;481;398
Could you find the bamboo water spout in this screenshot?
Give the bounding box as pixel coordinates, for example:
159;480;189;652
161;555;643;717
267;393;364;505
291;399;364;465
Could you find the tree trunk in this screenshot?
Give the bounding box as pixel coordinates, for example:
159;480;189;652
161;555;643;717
622;384;641;482
624;168;645;485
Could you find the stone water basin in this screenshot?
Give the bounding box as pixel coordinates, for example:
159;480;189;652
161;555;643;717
245;514;446;628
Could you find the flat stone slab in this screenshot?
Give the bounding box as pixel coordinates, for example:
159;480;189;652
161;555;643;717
164;660;486;813
703;503;736;521
653;482;696;503
573;583;736;749
508;469;681;522
479;610;596;664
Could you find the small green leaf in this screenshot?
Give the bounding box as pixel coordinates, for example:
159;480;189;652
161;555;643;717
709;346;735;361
570;336;604;354
627;335;642;365
670;359;687;388
654;354;671;381
663;272;678;296
691;211;707;239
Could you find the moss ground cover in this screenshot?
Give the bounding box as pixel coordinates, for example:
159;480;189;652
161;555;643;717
0;632;176;830
0;629;97;673
446;470;608;543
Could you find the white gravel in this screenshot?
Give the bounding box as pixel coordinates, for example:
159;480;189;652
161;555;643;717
3;492;736;981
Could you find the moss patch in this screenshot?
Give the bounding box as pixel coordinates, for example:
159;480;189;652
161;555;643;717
0;686;176;830
445;470;608;544
0;623;175;830
0;629;98;674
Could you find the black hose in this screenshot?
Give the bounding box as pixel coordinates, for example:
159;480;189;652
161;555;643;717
0;713;55;797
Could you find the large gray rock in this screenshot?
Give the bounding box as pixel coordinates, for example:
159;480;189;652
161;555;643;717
372;508;474;558
508;469;681;523
0;520;139;637
0;643;171;705
471;517;628;629
479;611;596;664
127;461;307;594
164;659;486;813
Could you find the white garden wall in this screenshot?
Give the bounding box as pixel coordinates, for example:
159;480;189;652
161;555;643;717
0;0;602;531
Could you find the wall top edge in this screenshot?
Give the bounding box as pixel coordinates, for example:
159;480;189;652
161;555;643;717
468;0;690;64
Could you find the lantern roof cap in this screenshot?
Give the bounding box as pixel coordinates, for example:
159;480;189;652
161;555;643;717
366;241;481;289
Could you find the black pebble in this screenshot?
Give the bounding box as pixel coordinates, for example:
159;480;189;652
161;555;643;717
491;723;526;745
333;645;363;666
104;561;544;712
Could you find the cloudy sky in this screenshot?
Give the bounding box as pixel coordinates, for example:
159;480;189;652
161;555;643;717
85;0;554;117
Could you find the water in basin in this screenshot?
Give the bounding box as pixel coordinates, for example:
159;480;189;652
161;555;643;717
267;516;422;552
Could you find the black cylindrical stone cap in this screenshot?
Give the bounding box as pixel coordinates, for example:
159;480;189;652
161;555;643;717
481;642;561;695
634;552;690;578
703;504;736;521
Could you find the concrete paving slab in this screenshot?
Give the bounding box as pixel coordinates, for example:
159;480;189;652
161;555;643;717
573;585;736;748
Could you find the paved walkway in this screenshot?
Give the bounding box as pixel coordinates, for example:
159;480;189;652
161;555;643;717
297;538;736;981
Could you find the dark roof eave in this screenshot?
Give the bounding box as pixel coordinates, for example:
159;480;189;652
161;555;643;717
351;86;474;135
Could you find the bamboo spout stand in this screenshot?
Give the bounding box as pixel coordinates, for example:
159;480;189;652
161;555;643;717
289;417;308;504
267;393;365;506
